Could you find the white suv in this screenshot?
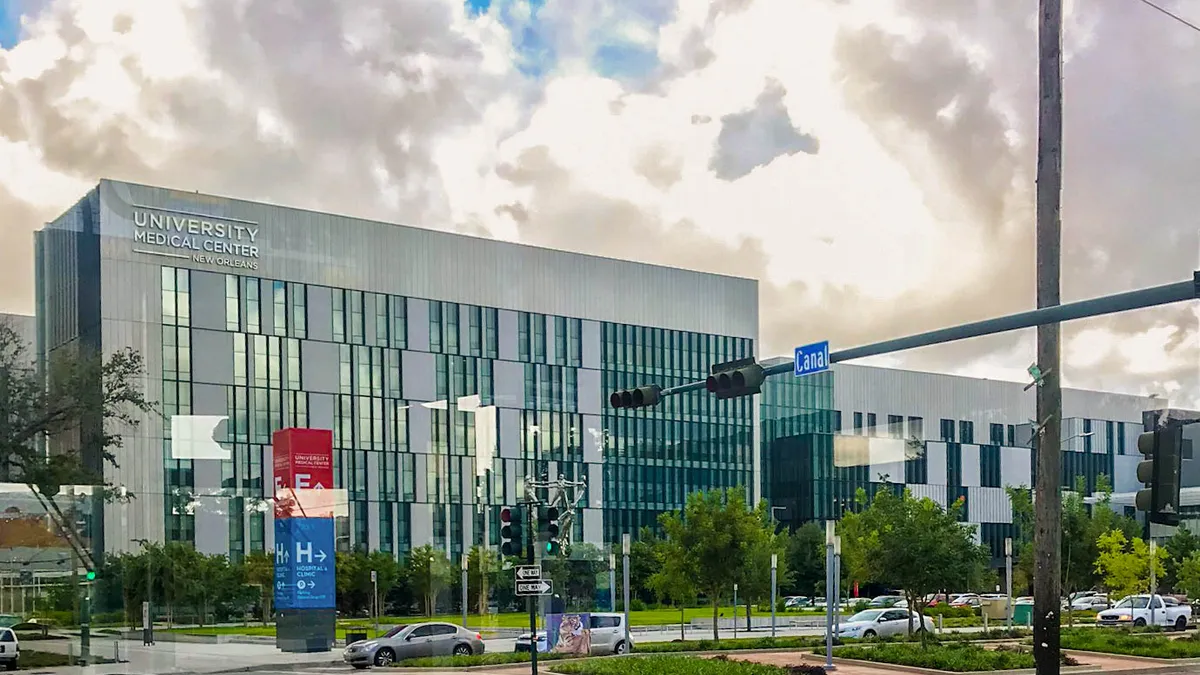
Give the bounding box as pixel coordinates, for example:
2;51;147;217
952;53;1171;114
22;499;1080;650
0;627;19;671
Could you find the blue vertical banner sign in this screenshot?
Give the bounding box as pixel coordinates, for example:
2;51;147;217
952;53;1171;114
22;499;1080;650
274;517;336;610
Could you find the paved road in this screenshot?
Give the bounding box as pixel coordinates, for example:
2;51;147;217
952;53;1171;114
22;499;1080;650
24;621;997;674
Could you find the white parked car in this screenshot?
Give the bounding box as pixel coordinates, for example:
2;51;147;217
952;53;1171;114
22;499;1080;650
1096;595;1191;630
343;622;485;668
837;608;934;640
0;627;18;671
1070;594;1109;611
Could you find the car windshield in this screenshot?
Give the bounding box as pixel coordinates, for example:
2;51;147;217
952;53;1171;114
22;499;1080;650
1113;597;1149;609
383;625;408;638
848;610;886;623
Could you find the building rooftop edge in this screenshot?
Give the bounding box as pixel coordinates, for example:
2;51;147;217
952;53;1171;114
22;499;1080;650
77;178;759;288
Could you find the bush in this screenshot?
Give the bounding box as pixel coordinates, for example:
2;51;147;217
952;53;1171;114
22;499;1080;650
630;599;647;612
833;642;1036;672
638;636;823;653
553;655;793;674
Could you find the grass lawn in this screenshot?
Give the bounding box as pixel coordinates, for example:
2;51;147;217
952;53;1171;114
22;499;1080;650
15;650;72;669
1059;629;1200;659
832;642;1039;672
549;655;799;675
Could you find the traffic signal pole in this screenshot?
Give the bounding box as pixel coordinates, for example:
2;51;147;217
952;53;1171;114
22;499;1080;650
526;501;538;675
617;273;1198;402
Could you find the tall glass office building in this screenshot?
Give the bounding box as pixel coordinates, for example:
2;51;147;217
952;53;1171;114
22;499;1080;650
760;359;1157;564
33;179;759;562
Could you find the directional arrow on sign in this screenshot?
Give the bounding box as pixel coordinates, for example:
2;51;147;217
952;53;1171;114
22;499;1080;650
313;483;325;490
516;580;552;596
515;565;541;580
315;550;328;563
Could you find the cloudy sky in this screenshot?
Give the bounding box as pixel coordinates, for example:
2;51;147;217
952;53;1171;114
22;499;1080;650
0;0;1197;406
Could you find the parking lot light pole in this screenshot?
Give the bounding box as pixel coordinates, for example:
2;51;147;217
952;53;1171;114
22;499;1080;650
461;557;468;630
834;536;842;636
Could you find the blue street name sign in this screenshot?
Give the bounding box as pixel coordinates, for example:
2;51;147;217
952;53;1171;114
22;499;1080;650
274;517;336;611
794;340;831;378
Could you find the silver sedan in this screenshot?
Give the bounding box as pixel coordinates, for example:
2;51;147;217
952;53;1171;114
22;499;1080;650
343;622;485;668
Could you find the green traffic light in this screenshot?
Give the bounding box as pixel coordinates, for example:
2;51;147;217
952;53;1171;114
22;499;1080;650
546;542;553;553
85;571;96;581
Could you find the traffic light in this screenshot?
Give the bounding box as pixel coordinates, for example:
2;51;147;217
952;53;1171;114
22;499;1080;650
500;506;523;557
1136;426;1185;526
539;506;563;556
85;570;96;581
706;357;765;400
609;385;662;410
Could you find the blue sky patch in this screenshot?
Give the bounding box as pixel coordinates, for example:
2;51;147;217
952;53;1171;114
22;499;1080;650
0;10;21;49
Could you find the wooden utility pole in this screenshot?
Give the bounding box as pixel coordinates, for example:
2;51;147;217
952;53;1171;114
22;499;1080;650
1033;0;1064;673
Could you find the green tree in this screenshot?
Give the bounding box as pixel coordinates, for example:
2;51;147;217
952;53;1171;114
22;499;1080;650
658;487;762;640
243;551;274;623
841;487;988;635
1175;552;1200;599
731;501;790;632
1164;526;1200;591
1095;529;1165;600
613;527;661;607
0;320;152;569
406;545;453;616
647;542;697;641
466;546;495;615
784;522;825;597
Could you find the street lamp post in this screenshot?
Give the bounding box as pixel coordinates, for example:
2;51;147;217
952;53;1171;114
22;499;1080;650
461;557;469;630
833;536;842;636
824;521;836;671
132;538;153;646
622;534;631;652
608;554;617;612
733;583;739;640
1005;538;1013;629
771;554;778;638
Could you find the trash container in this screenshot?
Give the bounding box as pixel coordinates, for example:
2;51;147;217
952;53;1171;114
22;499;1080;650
980;597;1011;622
1013;601;1034;627
345;631;369;646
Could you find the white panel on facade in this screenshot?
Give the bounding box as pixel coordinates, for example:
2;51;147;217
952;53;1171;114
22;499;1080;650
367;451;380;502
960;445;981;487
410;404;432;453
498;310;519;361
577;369;602;416
462;504;474;552
414;454;429;502
1000;446;1033;488
908;483;947;506
581;320;602;369
588;463;604;508
402;351;437;402
407;299;431;352
967;487;1012;524
545;315;557;364
410;503;434;548
583;508;604;547
926;442;948;485
1114;455;1142;493
368;502;381;550
498;408;521;459
493;360;526;410
307;285;333;342
582;414;604;464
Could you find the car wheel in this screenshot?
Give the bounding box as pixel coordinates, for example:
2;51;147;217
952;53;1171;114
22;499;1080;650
1134;618;1147;628
6;661;17;672
615;640;629;655
1176;616;1188;631
374;648;396;667
352;665;369;671
454;644;473;657
862;630;877;639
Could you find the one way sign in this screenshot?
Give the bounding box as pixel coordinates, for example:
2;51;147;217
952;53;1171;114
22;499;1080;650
516;580;553;596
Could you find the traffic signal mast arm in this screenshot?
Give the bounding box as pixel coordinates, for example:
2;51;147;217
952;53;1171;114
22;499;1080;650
616;274;1200;402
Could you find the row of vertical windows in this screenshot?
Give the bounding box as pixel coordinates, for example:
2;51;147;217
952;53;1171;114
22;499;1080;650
332;289;405;348
162;268;191;327
603;322;750;377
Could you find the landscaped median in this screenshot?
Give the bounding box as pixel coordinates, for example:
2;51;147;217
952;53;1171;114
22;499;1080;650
549;655;822;674
1059;627;1200;659
829;642;1067;672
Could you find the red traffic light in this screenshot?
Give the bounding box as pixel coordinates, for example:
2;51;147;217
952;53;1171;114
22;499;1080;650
501;507;512;522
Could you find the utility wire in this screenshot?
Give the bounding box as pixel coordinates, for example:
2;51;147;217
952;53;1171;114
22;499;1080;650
1135;0;1200;34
